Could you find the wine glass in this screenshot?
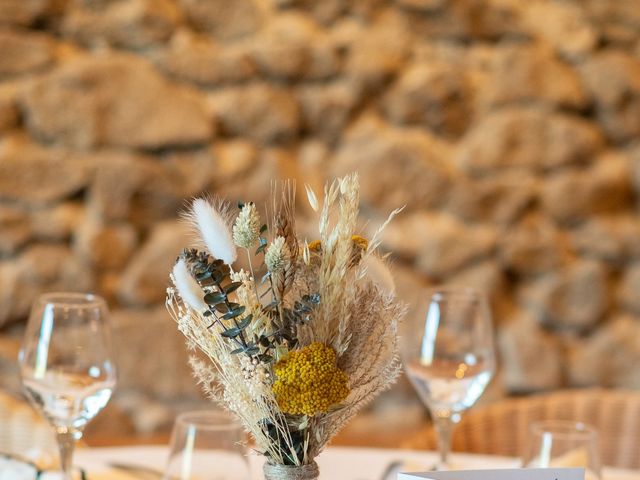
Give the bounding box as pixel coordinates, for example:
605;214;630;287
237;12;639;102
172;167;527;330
522;421;602;480
401;287;496;469
164;410;250;480
18;292;117;480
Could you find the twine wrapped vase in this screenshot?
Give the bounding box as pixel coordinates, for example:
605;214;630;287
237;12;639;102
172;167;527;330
263;461;320;480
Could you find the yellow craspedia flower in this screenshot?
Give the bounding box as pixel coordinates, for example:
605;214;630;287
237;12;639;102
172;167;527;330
272;342;349;417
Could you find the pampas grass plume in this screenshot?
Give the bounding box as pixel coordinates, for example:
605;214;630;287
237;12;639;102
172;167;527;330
173;258;207;312
362;255;396;296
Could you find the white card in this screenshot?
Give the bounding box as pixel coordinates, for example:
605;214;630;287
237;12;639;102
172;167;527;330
399;468;585;480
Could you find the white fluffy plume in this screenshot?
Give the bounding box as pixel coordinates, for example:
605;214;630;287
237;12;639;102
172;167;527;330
185;198;237;265
172;259;207;312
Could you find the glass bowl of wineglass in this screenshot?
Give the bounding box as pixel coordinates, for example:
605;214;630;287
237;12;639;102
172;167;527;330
18;292;117;480
163;410;250;480
401;287;496;469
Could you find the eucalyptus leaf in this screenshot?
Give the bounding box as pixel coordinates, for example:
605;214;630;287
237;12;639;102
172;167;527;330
224;282;243;295
204;292;226;305
222;306;246;320
212;270;224;283
221;327;242;338
237;314;253;330
196;271;212;282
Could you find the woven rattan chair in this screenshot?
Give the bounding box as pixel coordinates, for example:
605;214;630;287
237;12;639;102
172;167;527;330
0;390;56;458
402;389;640;469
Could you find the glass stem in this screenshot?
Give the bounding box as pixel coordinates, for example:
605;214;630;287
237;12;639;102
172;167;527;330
434;415;454;469
56;427;81;479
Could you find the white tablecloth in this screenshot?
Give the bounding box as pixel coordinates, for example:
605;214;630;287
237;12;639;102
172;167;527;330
74;446;640;480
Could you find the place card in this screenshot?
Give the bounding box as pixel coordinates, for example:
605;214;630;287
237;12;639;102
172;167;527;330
399;468;585;480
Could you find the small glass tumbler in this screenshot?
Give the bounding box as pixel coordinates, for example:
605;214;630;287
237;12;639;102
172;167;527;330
522;420;602;480
164;411;250;480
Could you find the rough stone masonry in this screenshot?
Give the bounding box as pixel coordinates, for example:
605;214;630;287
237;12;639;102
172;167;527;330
1;0;640;433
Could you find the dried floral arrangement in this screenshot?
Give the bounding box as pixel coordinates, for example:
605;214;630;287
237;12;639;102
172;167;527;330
166;173;405;479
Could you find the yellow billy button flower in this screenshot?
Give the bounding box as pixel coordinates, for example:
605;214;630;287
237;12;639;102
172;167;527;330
351;235;368;252
272;342;349;417
308;240;322;252
350;235;368;266
308;236;366;253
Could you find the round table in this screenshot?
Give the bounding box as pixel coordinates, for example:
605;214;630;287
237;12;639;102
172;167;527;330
74;445;640;480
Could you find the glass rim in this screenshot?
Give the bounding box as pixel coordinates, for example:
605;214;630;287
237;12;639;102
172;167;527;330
529;420;598;439
37;292;106;308
175;410;242;432
427;286;487;302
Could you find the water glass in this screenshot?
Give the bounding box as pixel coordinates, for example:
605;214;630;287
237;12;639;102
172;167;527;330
164;411;250;480
522;420;602;480
401;287;496;469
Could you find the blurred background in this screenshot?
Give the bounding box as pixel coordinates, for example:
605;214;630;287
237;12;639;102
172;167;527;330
1;0;640;450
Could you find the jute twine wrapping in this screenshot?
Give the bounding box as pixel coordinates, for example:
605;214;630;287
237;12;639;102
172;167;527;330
263;461;319;480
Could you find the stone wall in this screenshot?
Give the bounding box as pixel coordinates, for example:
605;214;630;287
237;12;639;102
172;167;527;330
2;0;640;434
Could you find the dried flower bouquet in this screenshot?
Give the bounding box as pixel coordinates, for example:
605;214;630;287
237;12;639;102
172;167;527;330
166;173;405;479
